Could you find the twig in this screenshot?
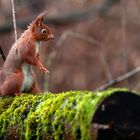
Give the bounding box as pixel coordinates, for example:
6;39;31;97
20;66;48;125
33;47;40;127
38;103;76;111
43;31;71;91
11;0;17;41
96;67;140;91
0;0;120;33
100;50;113;81
69;32;113;81
44;30;102;91
93;123;140;132
120;0;128;85
43;30;110;91
0;45;6;61
93;123;110;130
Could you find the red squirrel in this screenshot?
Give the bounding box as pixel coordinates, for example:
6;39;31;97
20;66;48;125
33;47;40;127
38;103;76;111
0;11;54;96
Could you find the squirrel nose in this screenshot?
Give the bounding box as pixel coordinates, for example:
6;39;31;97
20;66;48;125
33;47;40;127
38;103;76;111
48;34;54;39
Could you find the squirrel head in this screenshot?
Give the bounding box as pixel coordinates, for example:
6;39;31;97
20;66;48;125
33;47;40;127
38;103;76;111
30;11;54;41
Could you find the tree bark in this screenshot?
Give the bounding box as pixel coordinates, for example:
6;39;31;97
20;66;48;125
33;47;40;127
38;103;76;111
0;89;140;140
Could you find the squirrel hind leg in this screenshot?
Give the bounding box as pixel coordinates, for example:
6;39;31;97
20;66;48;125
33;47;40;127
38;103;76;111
0;73;23;96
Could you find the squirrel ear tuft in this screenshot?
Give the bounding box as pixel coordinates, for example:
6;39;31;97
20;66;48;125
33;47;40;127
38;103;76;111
34;10;48;26
30;10;48;32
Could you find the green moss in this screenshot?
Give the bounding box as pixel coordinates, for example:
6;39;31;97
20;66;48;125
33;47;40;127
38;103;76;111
0;88;129;140
0;97;14;115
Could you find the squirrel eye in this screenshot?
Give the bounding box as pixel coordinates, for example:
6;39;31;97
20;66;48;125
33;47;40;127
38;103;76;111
41;29;47;34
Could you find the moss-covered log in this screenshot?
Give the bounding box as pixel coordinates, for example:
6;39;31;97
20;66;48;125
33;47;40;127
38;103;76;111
0;88;140;140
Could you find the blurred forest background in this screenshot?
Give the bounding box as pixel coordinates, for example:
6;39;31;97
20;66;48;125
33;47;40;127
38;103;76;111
0;0;140;93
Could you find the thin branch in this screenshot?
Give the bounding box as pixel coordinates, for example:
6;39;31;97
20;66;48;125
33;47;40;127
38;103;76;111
93;123;110;130
96;67;140;91
44;30;102;91
120;0;128;85
0;0;120;33
43;31;72;91
11;0;17;41
0;45;6;61
70;32;113;81
100;49;113;81
94;123;140;133
43;31;111;91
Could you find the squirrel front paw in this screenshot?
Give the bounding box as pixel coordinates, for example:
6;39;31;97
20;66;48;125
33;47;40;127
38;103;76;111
39;66;50;74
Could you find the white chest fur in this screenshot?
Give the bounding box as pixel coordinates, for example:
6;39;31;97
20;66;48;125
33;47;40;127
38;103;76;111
20;63;34;92
20;41;40;92
35;41;40;55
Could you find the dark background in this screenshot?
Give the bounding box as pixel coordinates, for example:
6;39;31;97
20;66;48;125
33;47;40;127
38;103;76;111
0;0;140;93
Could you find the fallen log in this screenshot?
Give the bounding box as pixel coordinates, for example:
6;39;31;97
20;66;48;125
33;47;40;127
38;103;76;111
0;88;139;140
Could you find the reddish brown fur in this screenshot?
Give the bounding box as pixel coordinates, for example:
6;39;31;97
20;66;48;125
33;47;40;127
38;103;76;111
0;11;54;96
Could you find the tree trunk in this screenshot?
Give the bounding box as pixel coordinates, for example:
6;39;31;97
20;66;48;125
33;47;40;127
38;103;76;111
0;88;139;140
